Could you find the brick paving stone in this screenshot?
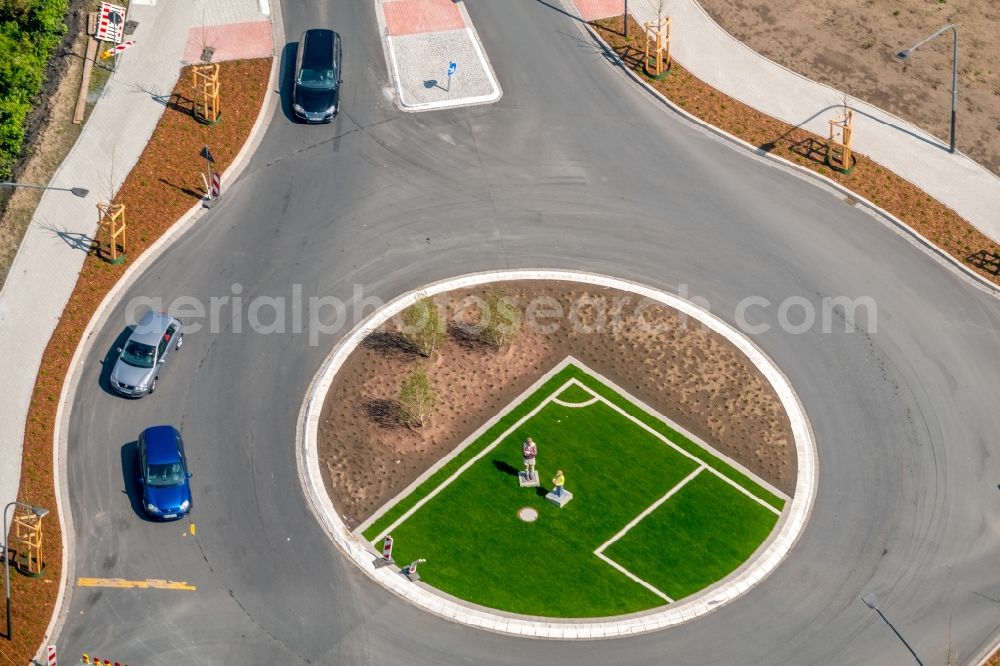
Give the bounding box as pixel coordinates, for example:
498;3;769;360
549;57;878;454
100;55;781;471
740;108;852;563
384;0;464;36
183;20;273;63
573;0;624;21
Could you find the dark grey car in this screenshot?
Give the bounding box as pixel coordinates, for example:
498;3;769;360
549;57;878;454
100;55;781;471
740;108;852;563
292;29;342;123
110;310;183;397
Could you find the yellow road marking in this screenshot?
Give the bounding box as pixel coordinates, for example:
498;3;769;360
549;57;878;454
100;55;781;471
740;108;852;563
77;577;196;591
190;523;196;536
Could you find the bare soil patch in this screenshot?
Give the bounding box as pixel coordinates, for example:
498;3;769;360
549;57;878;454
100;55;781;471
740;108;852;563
1;58;270;665
318;281;795;530
592;16;1000;285
696;0;1000;175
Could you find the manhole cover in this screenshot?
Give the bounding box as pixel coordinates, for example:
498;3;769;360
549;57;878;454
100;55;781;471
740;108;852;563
518;507;538;522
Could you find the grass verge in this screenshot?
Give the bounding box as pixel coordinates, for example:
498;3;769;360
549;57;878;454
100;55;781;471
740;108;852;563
592;16;1000;286
0;57;270;665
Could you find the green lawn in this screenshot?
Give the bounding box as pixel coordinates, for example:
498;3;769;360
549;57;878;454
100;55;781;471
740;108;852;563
363;362;786;617
602;470;779;600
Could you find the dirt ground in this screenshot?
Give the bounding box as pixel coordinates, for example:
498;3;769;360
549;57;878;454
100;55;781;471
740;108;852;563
319;281;796;529
697;0;1000;174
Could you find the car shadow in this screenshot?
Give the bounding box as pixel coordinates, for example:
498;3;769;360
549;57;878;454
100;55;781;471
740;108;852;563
120;440;149;520
99;326;135;397
280;41;299;122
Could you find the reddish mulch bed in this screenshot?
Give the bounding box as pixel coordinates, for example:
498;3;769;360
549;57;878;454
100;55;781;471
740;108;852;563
593;16;1000;286
320;281;795;530
1;57;270;665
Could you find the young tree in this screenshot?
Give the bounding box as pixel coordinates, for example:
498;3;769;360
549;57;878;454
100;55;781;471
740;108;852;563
481;291;522;351
401;296;445;358
399;365;435;427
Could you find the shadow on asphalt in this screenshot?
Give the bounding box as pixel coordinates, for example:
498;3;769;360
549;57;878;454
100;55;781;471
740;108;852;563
99;326;134;397
120;440;148;520
280;41;299;122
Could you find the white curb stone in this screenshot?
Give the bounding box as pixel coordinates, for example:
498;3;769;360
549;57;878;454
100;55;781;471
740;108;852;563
297;269;818;639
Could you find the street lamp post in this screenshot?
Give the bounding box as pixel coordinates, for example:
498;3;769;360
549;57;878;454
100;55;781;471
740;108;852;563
896;24;958;154
3;501;49;641
0;181;89;198
623;0;629;39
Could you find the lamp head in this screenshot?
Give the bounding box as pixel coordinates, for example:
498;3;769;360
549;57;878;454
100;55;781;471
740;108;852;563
862;593;878;610
896;50;910;60
70;187;89;198
31;506;49;518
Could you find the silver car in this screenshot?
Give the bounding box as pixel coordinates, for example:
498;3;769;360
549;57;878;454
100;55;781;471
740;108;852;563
110;310;183;397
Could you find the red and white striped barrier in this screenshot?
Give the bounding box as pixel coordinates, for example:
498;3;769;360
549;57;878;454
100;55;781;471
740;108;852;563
96;2;125;42
46;644;56;666
210;170;221;198
100;40;135;60
382;535;393;561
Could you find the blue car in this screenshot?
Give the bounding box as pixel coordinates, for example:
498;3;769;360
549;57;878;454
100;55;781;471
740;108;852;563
138;426;192;520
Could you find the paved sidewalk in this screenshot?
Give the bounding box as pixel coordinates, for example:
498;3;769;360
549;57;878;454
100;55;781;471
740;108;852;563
0;0;272;520
573;0;1000;245
374;0;502;111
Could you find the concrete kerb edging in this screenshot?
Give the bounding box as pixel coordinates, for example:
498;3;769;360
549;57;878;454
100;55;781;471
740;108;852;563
38;8;283;659
580;21;1000;298
973;638;1000;666
296;269;819;640
373;0;502;113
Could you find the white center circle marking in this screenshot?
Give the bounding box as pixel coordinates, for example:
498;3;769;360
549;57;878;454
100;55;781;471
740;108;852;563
518;507;539;522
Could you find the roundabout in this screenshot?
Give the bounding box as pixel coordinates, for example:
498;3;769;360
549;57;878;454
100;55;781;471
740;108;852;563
48;0;1000;663
299;270;816;636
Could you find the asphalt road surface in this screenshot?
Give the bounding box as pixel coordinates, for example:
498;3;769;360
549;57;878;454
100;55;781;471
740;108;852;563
57;0;1000;664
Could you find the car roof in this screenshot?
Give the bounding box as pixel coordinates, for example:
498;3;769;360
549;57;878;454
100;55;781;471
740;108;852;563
301;29;337;67
143;425;182;464
130;310;176;345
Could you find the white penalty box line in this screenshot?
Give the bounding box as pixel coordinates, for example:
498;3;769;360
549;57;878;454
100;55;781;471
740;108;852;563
564;377;783;516
593;465;707;604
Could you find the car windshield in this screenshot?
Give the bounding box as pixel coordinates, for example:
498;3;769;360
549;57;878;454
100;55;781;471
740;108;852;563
121;340;155;368
297;68;336;90
146;462;185;487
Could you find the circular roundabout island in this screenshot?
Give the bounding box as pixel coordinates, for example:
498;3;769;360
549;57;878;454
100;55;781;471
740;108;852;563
299;271;816;637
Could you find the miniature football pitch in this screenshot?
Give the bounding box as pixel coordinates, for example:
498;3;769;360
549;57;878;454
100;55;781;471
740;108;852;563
362;362;787;618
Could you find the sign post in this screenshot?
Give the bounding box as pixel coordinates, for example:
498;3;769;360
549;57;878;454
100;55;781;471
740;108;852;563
200;145;217;208
446;61;457;92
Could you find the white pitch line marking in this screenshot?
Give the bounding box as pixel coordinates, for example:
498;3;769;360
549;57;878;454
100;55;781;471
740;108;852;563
551;394;600;408
596;465;705;555
571;380;783;515
372;379;577;542
594;551;673;603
